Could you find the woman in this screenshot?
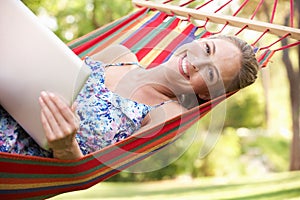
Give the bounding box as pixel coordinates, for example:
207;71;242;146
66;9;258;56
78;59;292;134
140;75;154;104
0;35;259;159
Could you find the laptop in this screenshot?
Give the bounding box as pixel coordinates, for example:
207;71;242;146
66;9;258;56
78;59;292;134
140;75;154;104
0;0;91;149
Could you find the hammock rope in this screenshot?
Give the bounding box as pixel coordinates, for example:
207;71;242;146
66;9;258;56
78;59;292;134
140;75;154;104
290;0;294;27
195;0;214;10
132;0;300;67
135;0;300;40
1;0;299;199
249;0;263;20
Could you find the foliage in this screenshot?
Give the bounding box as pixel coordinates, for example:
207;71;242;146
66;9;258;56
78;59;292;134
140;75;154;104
22;0;134;42
241;133;290;172
194;128;243;177
187;128;289;178
224;86;266;128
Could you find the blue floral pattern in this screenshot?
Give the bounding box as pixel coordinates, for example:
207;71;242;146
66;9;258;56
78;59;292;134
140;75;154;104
75;58;153;155
0;57;153;157
0;106;52;157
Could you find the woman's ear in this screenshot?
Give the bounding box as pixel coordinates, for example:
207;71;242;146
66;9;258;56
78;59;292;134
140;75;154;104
198;93;210;100
178;94;199;109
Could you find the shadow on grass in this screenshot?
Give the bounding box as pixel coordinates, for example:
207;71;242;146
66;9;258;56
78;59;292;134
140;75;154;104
223;187;300;200
97;173;300;198
53;172;300;199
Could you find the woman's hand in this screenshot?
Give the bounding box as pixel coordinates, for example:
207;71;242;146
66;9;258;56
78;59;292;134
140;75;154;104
39;91;83;160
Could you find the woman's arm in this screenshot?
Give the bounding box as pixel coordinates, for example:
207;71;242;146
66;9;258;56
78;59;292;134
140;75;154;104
39;91;83;160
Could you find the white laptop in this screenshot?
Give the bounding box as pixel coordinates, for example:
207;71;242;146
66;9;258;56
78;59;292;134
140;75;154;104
0;0;91;149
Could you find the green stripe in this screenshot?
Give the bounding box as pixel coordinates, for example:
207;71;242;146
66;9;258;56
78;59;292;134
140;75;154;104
195;30;208;39
259;50;272;65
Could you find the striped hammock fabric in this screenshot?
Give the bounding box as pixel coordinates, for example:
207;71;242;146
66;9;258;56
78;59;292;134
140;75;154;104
0;8;274;199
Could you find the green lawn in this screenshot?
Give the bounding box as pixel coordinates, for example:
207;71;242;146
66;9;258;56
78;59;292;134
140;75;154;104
52;171;300;200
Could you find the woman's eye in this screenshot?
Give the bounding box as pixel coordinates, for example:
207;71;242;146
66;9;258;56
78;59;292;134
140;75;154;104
208;68;214;82
205;43;211;55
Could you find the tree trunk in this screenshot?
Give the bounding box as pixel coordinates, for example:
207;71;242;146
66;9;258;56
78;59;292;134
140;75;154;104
282;1;300;170
284;43;300;170
261;68;271;129
261;2;271;129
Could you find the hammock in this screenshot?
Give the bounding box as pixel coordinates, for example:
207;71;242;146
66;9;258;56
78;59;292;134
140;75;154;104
1;0;299;199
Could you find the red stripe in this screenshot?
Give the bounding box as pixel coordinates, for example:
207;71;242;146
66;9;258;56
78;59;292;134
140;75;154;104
148;24;195;68
122;12;168;49
135;18;180;61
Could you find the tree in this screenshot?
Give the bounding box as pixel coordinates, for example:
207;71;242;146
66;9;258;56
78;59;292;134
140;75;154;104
281;1;300;170
249;0;300;170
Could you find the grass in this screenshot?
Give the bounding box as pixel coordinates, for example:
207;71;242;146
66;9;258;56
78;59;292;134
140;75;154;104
51;171;300;200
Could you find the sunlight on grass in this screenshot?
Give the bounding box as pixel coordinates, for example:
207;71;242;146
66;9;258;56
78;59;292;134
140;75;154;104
52;171;300;200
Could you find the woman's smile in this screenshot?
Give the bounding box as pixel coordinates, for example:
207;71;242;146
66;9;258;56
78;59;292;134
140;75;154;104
178;55;190;80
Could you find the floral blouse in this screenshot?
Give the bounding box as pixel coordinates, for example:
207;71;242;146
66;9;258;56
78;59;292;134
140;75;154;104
0;57;154;157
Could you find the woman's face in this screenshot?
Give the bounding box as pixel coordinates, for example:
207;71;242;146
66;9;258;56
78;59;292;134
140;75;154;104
167;38;242;99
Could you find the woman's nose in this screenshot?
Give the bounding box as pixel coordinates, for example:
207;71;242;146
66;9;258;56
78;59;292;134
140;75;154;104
191;65;199;72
